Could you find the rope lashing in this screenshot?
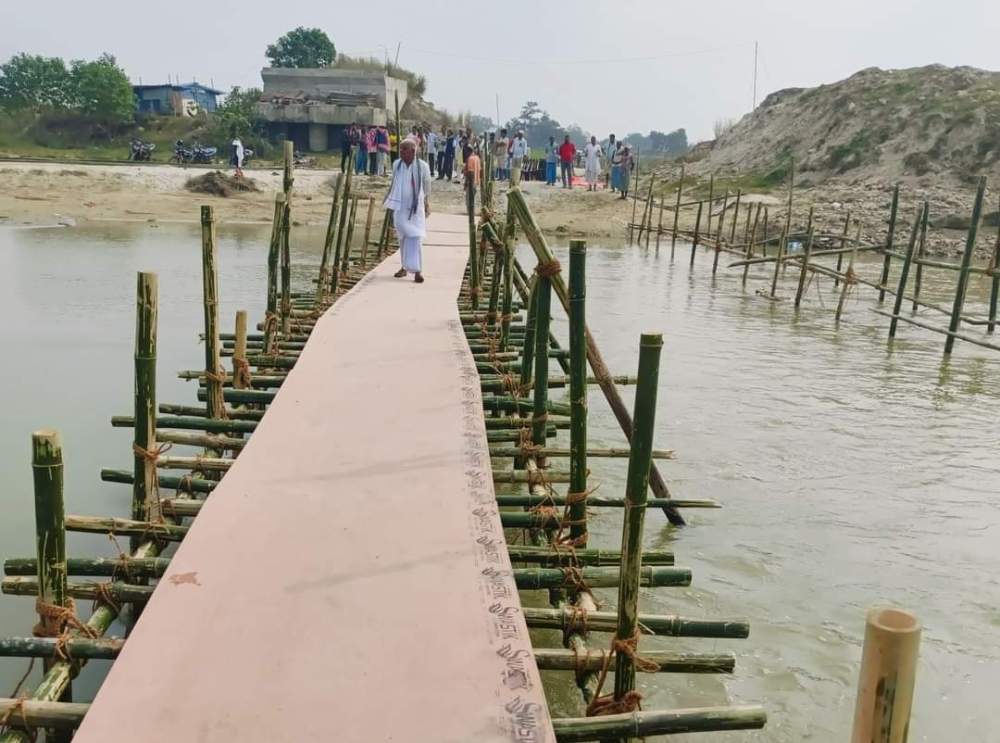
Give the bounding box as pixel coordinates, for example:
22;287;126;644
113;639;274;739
585;631;662;717
33;598;97;640
536;259;562;278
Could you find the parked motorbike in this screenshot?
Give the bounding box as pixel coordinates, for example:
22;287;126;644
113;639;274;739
127;139;155;162
170;140;217;165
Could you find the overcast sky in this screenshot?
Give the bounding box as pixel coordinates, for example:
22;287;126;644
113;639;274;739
2;0;998;141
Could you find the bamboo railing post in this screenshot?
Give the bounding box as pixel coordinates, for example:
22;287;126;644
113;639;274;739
282;139;294;197
32;429;68;647
705;174;714;238
988;195;1000;333
628;162;641;243
888;208;925;341
643;177;655;248
264;194;284;354
341;196;359;276
507;188;683;525
280;199;291;335
878;184;900;303
360;197;376;267
690;201;703;266
836;226;862;325
132;273;159;547
654;195;665;251
200;206;225;420
770;227;787;298
613;333;663;701
912;202;928;312
500;207;516;351
568;241;588;545
716;190;730;244
467;187;480;309
233;310;248;390
850;608;921;743
331;154;354;296
531;275;552;451
520;279;540;395
487;246;503;327
376;208;391;259
944;176;987;355
742;197;753;245
761;207;769;257
742;203;762;286
793;228;815;308
835;211;851;289
316;173;343;304
729;189;742;243
784;158;795;240
670;164;684;258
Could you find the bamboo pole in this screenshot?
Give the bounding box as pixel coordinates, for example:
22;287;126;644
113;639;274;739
531;273;552;450
316;173;343;304
761;207;769;257
523;607;748;638
489;446;673;460
944;176;987;355
613;332;663;702
280;196;291;335
132;273;159;548
742;203;761;286
888;208;925;340
496;495;717;510
850;608;920;743
505;546;673;567
988;195;1000;332
836;225;862;324
551;705;766;741
360;197;375;267
232;310;248;391
690;201;702;266
878;184;900;303
340;196;359;277
784;158;794;246
670;164;684;258
282;139;294;197
519;279;539;392
487;245;503;326
0;638;123;660
0;701;90;733
654;194;665;251
110;414;257;434
467;187;480;309
515;566;689;590
705;174;714;239
729;189;742;243
5;557;171;579
331;153;354;296
264;194;284;354
716;190;730;243
500;208;515;351
568;240;588;545
834;211;850;289
643;177;655;248
200;206;224;420
793;228;815;309
770;227;787;298
507;189;684;526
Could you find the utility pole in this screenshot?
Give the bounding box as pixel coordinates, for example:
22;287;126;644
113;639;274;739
495;93;501;128
752;41;759;111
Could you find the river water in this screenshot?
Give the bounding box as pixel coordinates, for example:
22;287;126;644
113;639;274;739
1;221;998;741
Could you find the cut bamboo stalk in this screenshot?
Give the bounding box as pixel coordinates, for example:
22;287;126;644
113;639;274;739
467;187;480;309
568;240;588;545
716;190;729;243
742;203;762;286
100;469;215;493
156;456;233;471
506;189;684;526
200;206;225;420
331;153;354;296
152;430;246;451
0;638;123;661
0;700;91;732
523;607;748;638
340;196;359;276
888;209;924;340
729;190;742;243
850;608;920;743
279;194;291;334
504;547;674;567
110;415;257;434
532;272;552;450
132;273;159;539
162;402;263;421
64;515;188;542
496;495;718;509
264;193;284;354
2;578;154;603
487;447;673;460
5;556;171;579
232;310;248;390
535;648;731;673
492;470;571;484
614;332;664;701
989;195;1000;332
878;184;900;303
551;705;766;741
945;176;987;355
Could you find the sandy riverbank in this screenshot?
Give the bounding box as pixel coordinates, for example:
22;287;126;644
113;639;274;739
0;161;636;238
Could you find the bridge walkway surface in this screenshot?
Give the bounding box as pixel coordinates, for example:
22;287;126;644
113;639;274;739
74;213;555;742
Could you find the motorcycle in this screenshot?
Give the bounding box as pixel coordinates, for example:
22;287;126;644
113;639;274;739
170;140;217;165
127;139;155;162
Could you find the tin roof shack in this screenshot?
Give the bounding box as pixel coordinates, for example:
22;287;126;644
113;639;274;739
256;68;408;152
134;83;222;116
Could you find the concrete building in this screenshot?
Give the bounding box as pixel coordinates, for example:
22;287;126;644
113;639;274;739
133;83;222;116
255;68;408;152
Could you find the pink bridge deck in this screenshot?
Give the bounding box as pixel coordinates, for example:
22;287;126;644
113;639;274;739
75;213;555;742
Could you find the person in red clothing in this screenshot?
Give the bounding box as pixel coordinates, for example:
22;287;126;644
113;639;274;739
558;135;576;189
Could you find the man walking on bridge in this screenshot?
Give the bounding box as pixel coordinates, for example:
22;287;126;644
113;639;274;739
384;138;431;283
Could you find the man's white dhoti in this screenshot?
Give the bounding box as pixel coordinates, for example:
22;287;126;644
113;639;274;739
384;156;431;274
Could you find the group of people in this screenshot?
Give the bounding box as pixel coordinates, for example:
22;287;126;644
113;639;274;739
541;133;635;196
341;123;394;176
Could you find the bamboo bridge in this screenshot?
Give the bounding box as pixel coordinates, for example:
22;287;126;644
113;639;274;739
0;145;766;741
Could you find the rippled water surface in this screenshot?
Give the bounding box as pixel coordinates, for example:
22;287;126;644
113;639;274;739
1;222;998;742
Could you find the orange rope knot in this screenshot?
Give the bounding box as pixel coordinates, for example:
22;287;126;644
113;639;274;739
531;413;548;425
845;267;858;285
91;582;121;615
33;598;97;640
587;690;644;717
500;313;513;323
232;356;253;388
527;469;547;488
203;367;228;384
0;696;29;734
561;566;589;592
132;441;172;463
584;630;659;717
536;260;562;278
565;490;589;506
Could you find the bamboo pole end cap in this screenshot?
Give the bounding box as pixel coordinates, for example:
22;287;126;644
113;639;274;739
639;332;664;348
867;607;920;635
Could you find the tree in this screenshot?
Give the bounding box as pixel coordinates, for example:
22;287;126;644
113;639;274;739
266;27;336;68
69;54;134;126
648;128;688;155
0;53;73;110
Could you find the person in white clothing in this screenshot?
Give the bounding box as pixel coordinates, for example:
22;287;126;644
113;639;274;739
584;136;602;191
383;138;432;283
230;137;245;178
425;129;437;176
509;130;530;175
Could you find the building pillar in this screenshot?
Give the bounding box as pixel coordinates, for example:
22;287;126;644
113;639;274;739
308;123;329;152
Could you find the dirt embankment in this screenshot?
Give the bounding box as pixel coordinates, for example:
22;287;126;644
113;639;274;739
0;161;632;238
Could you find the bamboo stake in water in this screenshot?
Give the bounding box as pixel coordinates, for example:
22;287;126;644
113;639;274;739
888;208;925;341
690;201;703;266
911;202;928;312
944;176;987;355
132;273;159;542
878;184;900;303
282;140;294;197
716;190;730;243
670;164;684;258
729;189;742;243
988;195;1000;333
835;211;851;289
200;206;224;420
279;198;292;335
836;225;862;324
315;173;343;304
793;228;815;308
264;194;284;354
568;240;588;545
613;333;664;701
628;160;641;243
770;227;787;298
742;203;762;286
643;177;655;248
